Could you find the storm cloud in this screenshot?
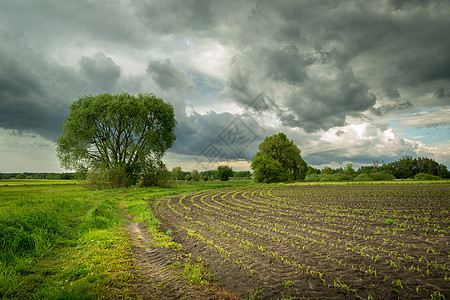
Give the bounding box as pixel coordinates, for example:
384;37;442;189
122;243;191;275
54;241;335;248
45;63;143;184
0;0;448;171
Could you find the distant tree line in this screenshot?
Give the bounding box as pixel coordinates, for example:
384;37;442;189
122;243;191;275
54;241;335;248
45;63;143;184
0;172;77;180
171;166;251;182
304;156;449;182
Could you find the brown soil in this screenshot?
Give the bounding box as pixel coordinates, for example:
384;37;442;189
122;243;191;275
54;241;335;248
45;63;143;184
152;184;450;300
125;219;221;299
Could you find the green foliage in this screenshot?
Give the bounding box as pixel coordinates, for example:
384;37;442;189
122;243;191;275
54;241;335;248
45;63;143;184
183;257;215;286
83;166;134;189
251;133;307;183
57;93;176;188
251;153;287;183
190;170;200;181
0;183;133;298
234;170;252;179
414;173;442;181
171;166;184;180
355;173;375;181
344;163;356;176
369;172;396;181
217;165;234;181
388;156;448;179
15;173;26;179
385;218;395;225
140;160;171;187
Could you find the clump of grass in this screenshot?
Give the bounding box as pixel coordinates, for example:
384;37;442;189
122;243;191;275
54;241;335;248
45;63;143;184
183;257;216;287
385;218;395;225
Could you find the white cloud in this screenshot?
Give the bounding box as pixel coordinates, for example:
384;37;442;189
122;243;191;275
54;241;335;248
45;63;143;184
302;122;450;167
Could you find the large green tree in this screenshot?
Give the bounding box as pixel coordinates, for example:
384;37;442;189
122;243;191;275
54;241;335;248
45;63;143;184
57;93;176;187
251;133;307;183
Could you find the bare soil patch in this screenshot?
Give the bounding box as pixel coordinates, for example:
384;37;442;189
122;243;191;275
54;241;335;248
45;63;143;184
125;220;219;299
154;183;450;299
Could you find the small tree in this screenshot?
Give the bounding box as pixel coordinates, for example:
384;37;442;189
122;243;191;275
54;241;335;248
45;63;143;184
251;133;307;183
190;169;200;181
344;163;355;177
171;166;183;180
16;173;26;179
57;93;176;188
217;165;234;181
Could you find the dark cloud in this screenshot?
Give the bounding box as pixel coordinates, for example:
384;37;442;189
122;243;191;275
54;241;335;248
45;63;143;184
0;34;83;140
434;87;450;99
0;0;449;170
263;44;312;85
280;68;377;132
147;59;193;91
80;52;121;91
131;0;217;34
371;100;413;116
219;0;450;134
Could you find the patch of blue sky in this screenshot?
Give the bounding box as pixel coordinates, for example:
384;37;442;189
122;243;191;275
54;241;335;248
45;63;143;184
395;126;448;146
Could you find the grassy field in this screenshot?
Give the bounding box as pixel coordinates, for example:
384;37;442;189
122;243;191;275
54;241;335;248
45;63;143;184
0;179;253;299
1;179;448;299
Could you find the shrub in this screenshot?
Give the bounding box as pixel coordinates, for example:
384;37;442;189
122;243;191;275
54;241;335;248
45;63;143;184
355;173;374;181
140;162;171;187
370;172;395;181
304;174;320;182
414;173;442;181
385;218;395;225
217;165;234;181
83;167;133;189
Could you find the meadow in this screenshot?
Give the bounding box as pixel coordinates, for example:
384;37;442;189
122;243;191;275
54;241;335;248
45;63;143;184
0;179;250;299
1;180;448;299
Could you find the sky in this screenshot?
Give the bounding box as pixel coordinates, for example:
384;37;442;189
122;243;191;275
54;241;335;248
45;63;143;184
0;0;449;173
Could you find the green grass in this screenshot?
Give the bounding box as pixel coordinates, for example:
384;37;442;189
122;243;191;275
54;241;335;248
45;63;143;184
0;179;253;299
0;181;133;299
6;178;441;298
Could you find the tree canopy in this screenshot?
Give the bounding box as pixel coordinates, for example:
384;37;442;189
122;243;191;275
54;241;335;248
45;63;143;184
56;93;176;187
217;165;234;181
251;133;307;183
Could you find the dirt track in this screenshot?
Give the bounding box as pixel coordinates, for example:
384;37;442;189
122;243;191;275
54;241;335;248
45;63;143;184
125;220;220;299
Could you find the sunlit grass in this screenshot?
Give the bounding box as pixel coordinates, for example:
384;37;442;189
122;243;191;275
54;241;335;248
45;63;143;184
0;180;243;298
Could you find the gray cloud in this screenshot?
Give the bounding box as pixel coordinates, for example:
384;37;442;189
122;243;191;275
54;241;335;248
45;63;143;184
280;68;377;132
0;0;449;170
80;52;121;91
371;100;413;116
434;87;450;99
147;59;193;91
0;33;83;140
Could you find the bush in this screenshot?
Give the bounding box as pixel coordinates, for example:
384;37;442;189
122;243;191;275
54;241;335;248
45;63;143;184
337;174;354;181
304;174;346;182
252;155;287;183
370;172;395;181
140;162;171;187
414;173;442;181
83;167;133;189
304;174;320;182
217;165;234;181
15;173;26;179
355;173;374;181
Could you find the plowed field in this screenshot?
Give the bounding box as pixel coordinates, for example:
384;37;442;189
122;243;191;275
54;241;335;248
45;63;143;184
154;183;449;300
